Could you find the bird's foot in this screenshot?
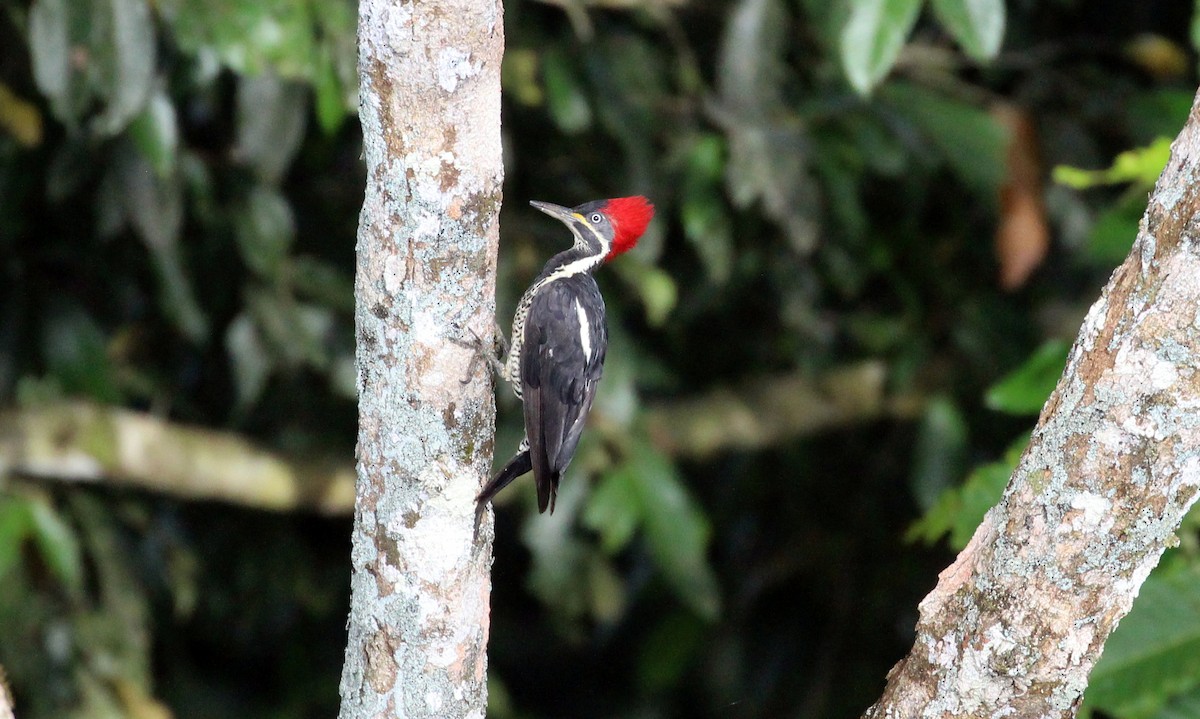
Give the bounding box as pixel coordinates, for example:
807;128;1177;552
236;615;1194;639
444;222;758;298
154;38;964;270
453;323;507;385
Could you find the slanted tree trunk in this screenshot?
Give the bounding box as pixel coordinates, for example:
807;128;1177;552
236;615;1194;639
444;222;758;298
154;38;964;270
864;91;1200;717
0;664;13;719
338;0;503;716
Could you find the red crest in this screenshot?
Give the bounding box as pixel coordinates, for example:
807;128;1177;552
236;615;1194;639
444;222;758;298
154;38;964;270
603;196;654;261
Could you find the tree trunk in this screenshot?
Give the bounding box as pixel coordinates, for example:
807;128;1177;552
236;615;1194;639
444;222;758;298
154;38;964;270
864;91;1200;717
338;0;503;716
0;664;13;719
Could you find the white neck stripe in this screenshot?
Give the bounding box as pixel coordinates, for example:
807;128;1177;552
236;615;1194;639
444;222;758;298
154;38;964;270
545;254;603;282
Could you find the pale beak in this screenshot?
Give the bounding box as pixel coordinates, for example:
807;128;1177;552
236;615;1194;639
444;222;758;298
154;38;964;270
529;200;576;225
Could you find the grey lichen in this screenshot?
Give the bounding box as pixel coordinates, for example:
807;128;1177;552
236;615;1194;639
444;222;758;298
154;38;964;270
338;0;503;718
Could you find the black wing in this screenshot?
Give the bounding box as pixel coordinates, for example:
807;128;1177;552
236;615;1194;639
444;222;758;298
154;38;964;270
521;278;607;513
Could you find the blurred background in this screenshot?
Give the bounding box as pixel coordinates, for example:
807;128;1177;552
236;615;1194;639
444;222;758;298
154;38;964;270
2;0;1200;717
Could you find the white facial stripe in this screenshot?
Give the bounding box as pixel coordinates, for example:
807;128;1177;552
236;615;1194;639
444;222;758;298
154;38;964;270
574;299;592;360
570;217;610;255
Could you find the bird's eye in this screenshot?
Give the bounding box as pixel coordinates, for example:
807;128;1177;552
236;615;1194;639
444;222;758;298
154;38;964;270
590;213;603;224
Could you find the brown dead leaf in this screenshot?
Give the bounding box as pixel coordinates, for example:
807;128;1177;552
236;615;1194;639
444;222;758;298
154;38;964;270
993;104;1049;291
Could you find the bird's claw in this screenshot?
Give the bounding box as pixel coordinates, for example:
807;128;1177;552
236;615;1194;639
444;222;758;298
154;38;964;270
454;324;507;385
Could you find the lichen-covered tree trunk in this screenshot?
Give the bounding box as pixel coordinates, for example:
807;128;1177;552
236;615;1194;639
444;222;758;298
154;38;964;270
864;91;1200;717
338;0;503;716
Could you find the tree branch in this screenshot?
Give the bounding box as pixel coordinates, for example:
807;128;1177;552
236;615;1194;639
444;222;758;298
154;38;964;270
864;90;1200;718
644;361;922;458
0;363;920;515
0;402;354;513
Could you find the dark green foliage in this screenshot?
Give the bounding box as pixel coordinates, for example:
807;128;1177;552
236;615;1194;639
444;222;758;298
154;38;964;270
1086;565;1200;718
1;0;1199;717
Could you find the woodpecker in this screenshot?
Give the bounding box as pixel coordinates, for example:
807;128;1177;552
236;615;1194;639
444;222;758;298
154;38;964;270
476;196;655;518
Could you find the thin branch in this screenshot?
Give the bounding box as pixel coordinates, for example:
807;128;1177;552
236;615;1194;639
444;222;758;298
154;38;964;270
0;363;920;514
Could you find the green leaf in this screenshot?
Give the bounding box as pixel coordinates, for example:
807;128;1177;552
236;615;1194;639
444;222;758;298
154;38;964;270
1154;685;1200;719
681;192;733;284
30;0;155;134
840;0;924;95
930;0;1006;60
118;142;183;250
687;133;725;183
93;0;157;136
1053;137;1172;190
160;0;319;79
0;496;35;580
910;396;968;510
716;0;821;254
681;135;734;284
235;73;309;184
908;434;1026;549
636;612;707;692
28;498;84;598
583;468;642;554
985;340;1069;415
503;48;544;107
883;82;1009;197
639;268;678;327
313;44;348;134
1127;90;1194;143
522;478;594;620
1087;195;1143;265
292;256;354;313
625;440;721;620
1086;564;1200;717
226;313;272;412
28;0;72;119
586;556;626;623
41;306;122;402
113;142;209;342
247;291;332;369
717;0;788;112
236;185;295;279
845;312;908;353
542;51;591;134
128;90;179;177
1192;0;1200;64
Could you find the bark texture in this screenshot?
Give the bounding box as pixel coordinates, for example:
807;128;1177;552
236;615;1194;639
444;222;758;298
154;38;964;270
338;0;503;717
864;92;1200;717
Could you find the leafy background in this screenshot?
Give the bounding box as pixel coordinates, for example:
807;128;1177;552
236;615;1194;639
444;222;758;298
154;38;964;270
1;0;1199;717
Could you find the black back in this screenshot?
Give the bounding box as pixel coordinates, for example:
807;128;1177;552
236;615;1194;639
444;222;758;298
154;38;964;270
521;273;607;512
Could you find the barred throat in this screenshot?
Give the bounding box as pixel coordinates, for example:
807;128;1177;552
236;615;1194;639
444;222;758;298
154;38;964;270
503;252;605;398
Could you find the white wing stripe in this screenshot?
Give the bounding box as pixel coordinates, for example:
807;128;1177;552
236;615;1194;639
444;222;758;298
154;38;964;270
574;299;592;361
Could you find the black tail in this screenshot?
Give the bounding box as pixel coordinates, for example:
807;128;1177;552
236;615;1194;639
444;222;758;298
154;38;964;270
474;450;533;538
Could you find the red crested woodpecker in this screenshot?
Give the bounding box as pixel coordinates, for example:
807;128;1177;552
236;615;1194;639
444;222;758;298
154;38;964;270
476;196;655;518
